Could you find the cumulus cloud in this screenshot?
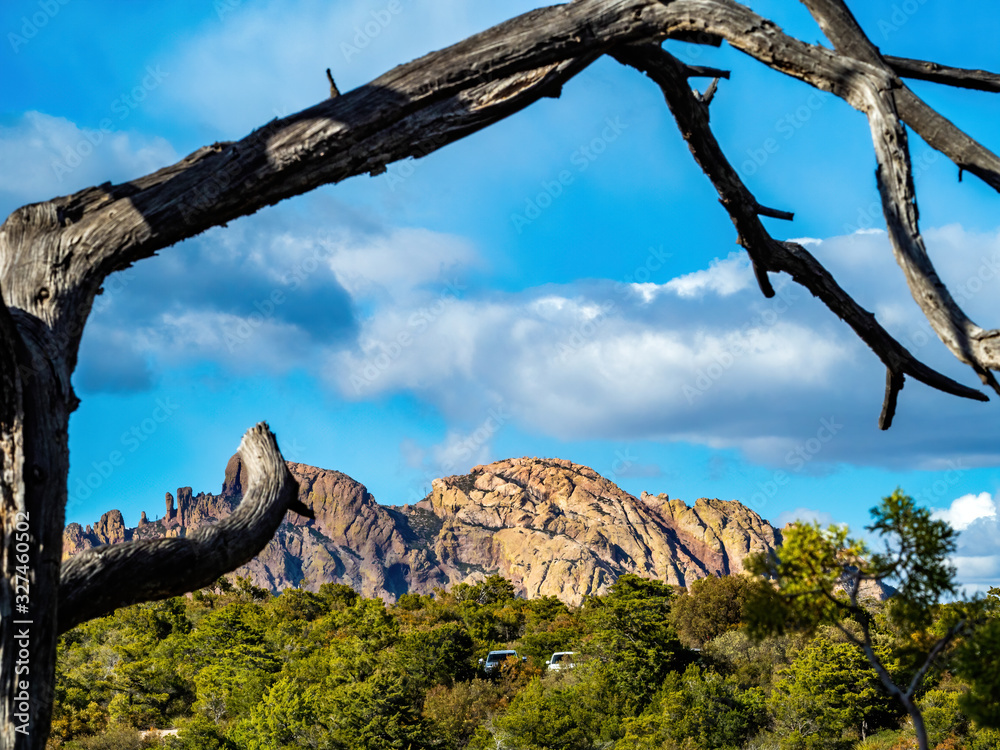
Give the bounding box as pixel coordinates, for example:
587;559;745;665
326;227;479;301
70;201;1000;475
0;111;176;212
72;198;487;396
328;283;849;439
929;492;1000;590
663;252;753;299
932;492;997;531
311;221;1000;472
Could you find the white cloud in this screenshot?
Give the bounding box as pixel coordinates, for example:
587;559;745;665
75;207;1000;474
0;111;176;210
326;227;478;300
952;555;1000;581
312;222;1000;471
431;427;498;478
329;274;849;445
663;252;752;299
932;492;997;531
142;310;312;373
929;492;1000;590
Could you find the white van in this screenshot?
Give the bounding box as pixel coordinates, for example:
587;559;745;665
546;651;576;670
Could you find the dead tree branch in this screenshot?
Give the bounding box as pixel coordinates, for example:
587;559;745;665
886;55;1000;93
57;423;305;633
613;44;987;427
798;0;1000;392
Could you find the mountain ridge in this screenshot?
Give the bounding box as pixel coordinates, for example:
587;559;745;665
62;455;783;605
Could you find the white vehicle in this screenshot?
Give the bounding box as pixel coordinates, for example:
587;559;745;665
546;651;576;671
479;649;525;674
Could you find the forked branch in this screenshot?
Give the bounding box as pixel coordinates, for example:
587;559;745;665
613;44;987;427
799;0;1000;392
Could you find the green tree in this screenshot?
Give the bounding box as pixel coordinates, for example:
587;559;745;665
473;668;617;750
454;575;517;606
620;664;766;750
186;603;281;724
582;575;685;711
61;726;160;750
392;622;476;689
670;575;755;648
423;678;507;750
702;628;805;691
325;671;433;750
164;716;236;750
227;678;324;750
767;632;894;749
746;490;965;750
953;588;1000;729
318;582;361;610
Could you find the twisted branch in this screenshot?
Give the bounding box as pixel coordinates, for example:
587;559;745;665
57;423;309;633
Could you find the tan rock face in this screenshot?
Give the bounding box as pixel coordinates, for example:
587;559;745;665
414;458;783;604
62;455;784;604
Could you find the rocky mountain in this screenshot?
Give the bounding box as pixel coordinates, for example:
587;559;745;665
62;456;783;605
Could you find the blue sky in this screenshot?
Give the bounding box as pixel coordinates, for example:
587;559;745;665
2;0;1000;590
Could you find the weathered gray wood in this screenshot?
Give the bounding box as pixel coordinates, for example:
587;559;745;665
58;423;301;634
886;55;1000;93
799;0;1000;395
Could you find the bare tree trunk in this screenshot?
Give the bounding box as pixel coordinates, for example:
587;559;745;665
0;301;71;748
